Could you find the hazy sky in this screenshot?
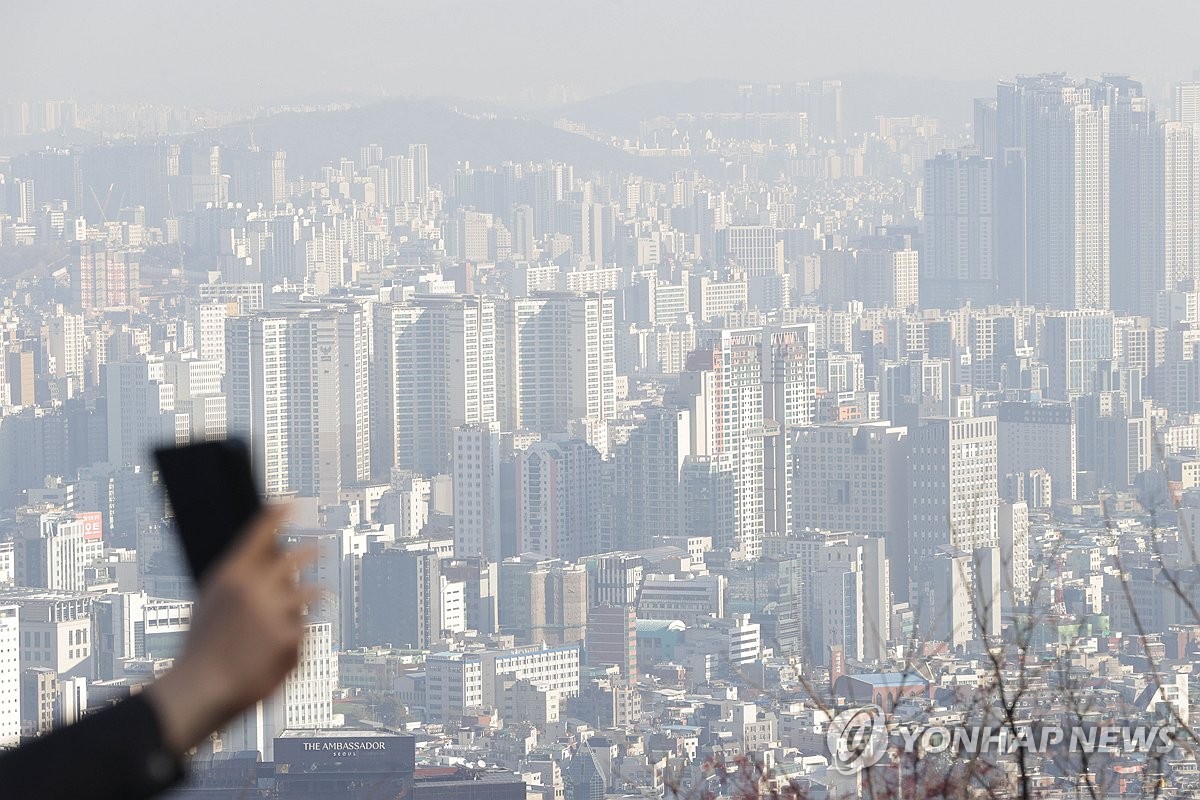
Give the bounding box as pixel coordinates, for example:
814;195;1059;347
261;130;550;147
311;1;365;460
4;0;1197;106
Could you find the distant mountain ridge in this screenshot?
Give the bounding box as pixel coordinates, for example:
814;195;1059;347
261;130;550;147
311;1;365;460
220;97;676;181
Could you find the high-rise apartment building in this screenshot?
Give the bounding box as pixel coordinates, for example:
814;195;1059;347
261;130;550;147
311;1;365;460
375;295;497;476
996;75;1111;310
452;423;504;560
610;407;691;551
923;151;996;307
497;293;615;435
680;329;766;560
1178;82;1200;125
285;527;368;651
103;357;189;469
1106;77;1162;317
0;606;18;746
226;302;370;501
408;144;429;201
1164;122;1200;290
514;439;602;560
761;323;817;429
859;245;919;309
74;243;140;312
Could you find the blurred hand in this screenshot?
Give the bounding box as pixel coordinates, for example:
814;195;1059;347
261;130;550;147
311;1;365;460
144;504;318;756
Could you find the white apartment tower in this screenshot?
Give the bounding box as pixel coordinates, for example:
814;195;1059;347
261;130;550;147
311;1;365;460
680;329;766;560
0;605;17;747
226;302;370;501
1164;122;1200;290
452;424;503;560
497;292;615;435
375;295;497;476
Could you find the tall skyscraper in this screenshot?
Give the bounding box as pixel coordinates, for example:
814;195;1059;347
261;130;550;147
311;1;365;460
996;75;1112;310
1164;121;1200;290
226;302;370;501
611;407;692;551
515;439;602;560
0;606;17;747
408;143;429;201
761;323;817;429
496;292;615;435
760;323;816;539
792;422;911;598
1105;76;1162;317
923;151;996;307
680;329;766;560
907;415;999;633
859;242;919;309
452;423;504;560
374;295;497;476
1177;81;1200;125
103;357;188;468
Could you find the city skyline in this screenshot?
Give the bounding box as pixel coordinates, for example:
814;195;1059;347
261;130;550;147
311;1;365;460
4;11;1200;795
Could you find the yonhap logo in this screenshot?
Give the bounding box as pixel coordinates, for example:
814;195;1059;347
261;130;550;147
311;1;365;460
827;705;888;775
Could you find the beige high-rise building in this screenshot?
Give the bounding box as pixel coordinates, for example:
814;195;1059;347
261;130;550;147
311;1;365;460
792;422;910;597
0;606;17;747
1165;122;1200;289
226;302;370;501
860;247;919;309
496;292;615;436
679;329;765;560
908;415;999;641
373;295;497;476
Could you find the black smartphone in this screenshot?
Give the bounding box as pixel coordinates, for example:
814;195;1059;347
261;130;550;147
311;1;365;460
154;439;263;582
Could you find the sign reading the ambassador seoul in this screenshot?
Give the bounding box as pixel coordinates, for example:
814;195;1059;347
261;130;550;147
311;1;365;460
274;734;416;773
301;740;389;752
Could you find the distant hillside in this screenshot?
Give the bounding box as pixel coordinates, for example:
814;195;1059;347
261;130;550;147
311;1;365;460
0;128;101;158
554;74;996;138
221;97;679;180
